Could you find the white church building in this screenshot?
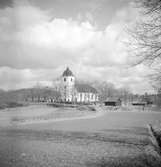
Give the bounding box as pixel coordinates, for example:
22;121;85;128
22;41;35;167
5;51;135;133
60;67;99;103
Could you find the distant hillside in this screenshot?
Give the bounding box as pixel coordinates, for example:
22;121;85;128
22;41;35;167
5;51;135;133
0;89;4;93
0;87;61;109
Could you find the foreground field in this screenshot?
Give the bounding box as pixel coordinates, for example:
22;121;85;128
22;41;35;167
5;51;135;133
0;128;160;167
0;105;161;167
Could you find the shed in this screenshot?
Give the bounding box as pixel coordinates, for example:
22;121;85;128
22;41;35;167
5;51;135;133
132;101;147;106
104;98;121;106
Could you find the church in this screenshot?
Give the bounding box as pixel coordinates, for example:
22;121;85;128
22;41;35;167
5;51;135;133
60;67;99;103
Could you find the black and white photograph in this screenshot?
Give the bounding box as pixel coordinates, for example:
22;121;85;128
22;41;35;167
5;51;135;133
0;0;161;166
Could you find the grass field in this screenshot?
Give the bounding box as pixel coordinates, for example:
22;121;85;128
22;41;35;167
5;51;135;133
0;105;161;167
0;104;97;126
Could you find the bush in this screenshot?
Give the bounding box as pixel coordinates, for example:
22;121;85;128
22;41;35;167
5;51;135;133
0;101;24;110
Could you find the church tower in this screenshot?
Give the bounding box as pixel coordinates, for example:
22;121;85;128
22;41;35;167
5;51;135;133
61;67;75;102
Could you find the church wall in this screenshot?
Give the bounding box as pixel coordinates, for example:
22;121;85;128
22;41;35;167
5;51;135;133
76;92;98;103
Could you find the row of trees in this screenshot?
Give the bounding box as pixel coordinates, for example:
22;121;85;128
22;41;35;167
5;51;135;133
80;80;143;104
0;82;159;106
0;87;61;104
91;81;131;102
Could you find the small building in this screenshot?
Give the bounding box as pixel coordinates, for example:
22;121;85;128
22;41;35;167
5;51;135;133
104;97;121;106
132;101;147;106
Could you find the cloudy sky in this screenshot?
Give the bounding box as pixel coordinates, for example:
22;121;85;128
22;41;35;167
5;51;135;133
0;0;155;94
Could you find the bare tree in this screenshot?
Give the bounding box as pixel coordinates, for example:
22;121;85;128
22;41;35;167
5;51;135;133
129;0;161;93
130;0;161;63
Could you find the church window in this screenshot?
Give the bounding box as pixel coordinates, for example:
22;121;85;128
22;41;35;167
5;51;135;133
71;78;72;82
80;93;82;100
64;78;66;82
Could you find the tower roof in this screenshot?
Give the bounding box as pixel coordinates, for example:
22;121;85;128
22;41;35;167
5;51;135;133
62;67;74;77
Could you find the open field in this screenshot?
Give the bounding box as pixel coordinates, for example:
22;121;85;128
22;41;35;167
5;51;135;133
0;105;161;167
0;104;97;127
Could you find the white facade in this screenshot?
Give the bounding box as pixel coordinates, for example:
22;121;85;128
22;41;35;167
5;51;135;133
76;92;98;103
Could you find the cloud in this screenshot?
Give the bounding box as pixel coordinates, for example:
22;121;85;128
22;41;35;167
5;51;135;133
0;66;63;90
0;0;13;9
0;2;155;94
0;67;33;90
18;19;96;49
0;4;128;69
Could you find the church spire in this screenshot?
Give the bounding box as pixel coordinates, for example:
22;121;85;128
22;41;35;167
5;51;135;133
62;67;73;76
